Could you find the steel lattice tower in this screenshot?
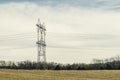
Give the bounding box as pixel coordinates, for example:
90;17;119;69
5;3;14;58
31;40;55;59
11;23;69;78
36;19;46;62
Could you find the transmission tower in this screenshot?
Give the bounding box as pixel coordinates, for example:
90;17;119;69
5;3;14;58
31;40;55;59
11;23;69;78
36;19;46;62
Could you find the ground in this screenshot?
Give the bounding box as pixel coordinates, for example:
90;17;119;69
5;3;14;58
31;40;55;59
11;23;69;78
0;69;120;80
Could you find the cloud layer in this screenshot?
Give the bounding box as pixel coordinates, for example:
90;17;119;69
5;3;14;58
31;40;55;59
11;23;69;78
0;1;120;63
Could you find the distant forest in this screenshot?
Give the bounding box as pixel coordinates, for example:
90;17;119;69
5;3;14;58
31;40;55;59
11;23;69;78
0;56;120;70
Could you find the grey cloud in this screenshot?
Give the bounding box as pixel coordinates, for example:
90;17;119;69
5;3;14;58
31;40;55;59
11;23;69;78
1;0;120;11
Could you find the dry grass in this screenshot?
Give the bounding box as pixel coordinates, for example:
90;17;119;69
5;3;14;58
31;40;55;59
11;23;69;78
0;69;120;80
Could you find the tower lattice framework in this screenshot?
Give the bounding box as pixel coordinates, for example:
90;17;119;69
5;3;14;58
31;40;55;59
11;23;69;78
36;19;46;62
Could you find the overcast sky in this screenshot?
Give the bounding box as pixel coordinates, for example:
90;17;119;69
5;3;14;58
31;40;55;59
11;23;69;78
0;0;120;63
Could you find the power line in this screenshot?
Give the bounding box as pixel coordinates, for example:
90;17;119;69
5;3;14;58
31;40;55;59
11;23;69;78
0;46;35;51
0;31;120;52
0;32;35;37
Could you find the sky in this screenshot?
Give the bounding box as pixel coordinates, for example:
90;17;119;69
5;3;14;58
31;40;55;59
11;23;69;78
0;0;120;63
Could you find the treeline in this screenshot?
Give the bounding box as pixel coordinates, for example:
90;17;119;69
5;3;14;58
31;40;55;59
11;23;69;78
0;56;120;70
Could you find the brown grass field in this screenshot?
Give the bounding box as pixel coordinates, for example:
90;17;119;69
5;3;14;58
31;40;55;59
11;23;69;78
0;69;120;80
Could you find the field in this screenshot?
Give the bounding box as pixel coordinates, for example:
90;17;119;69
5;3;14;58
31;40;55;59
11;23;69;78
0;70;120;80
